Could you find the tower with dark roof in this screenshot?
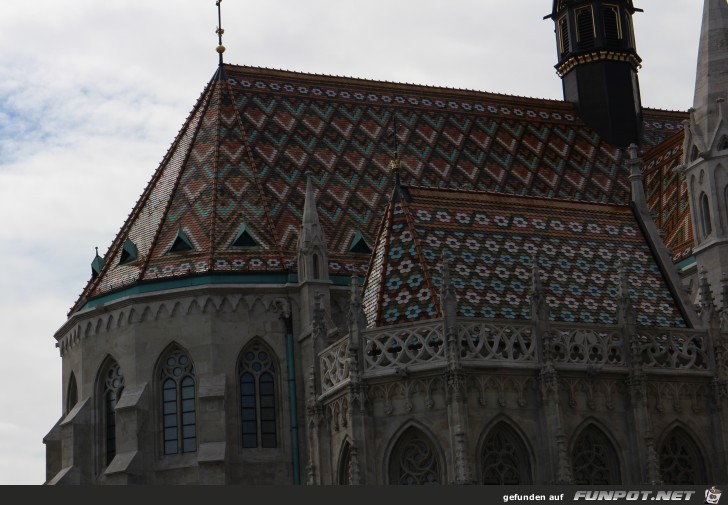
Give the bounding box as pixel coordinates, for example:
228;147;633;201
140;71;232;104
682;0;728;305
43;1;728;486
548;0;644;148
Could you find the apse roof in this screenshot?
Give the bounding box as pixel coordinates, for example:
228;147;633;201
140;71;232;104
70;64;688;315
362;185;688;328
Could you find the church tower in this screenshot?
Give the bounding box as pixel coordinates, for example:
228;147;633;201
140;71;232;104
548;0;644;148
684;0;728;304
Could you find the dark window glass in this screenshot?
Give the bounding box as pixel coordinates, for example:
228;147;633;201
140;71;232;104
239;342;278;448
160;348;196;455
558;17;570;56
101;360;124;468
603;6;621;46
576;7;595;49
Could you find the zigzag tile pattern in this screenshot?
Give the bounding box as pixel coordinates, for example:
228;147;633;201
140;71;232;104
363;186;687;328
75;65;689;312
644;131;694;262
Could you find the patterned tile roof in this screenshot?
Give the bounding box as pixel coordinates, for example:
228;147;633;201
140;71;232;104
72;64;688;314
643;130;694;263
362;186;687;328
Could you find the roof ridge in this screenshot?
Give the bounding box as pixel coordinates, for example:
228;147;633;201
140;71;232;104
398;191;442;320
69;72;220;316
221;63;574;107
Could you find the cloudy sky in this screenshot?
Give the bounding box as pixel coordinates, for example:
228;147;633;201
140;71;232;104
0;0;705;485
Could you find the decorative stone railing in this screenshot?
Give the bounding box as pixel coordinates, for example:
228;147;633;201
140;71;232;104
318;319;722;394
319;337;350;394
457;320;537;363
550;325;625;366
637;329;709;370
363;319;446;372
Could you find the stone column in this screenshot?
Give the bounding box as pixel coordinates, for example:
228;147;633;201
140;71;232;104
709;272;728;481
619;263;661;484
441;255;474;484
196;374;228;484
346;274;370;485
532;257;572;484
104;383;150;484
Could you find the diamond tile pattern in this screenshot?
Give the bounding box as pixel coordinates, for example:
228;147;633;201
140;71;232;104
363;186;687;328
73;65;688;313
644;131;693;262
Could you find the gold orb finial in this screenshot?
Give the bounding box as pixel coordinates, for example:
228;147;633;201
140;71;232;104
216;45;226;54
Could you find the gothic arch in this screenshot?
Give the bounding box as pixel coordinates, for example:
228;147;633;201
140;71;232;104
154;342;197;455
570;420;622;485
715;164;728;231
477;418;533;484
338;438;353;485
95;355;124;471
237;337;280;449
657;424;708;484
66;371;78;415
700;192;712;237
386;422;445;485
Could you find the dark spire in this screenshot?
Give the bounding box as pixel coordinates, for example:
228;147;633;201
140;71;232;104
692;0;728;147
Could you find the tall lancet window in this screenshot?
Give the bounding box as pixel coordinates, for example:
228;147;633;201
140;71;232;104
160;346;196;455
700;192;712;237
67;372;78;415
99;359;124;467
313;253;321;279
239;340;278;448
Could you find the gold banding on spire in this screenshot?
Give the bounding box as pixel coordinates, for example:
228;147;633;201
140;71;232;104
215;0;225;64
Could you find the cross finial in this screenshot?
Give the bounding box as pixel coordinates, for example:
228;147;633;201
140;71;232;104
215;0;225;65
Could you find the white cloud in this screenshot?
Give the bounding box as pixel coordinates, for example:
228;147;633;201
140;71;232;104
0;0;705;485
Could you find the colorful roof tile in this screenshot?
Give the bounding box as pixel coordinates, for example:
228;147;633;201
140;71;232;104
362;186;687;328
643;130;694;262
72;64;688;314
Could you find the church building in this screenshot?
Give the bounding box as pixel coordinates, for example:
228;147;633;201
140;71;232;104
44;0;728;485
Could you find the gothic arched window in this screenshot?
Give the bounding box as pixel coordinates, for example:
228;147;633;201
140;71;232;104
701;192;712;237
575;6;596;49
98;358;124;467
481;423;532;484
313;253;321;279
239;340;278;449
603;5;622;46
659;428;707;484
67;372;78;415
557;16;570;56
571;425;621;485
339;441;353;485
159;346;196;455
389;427;442;485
